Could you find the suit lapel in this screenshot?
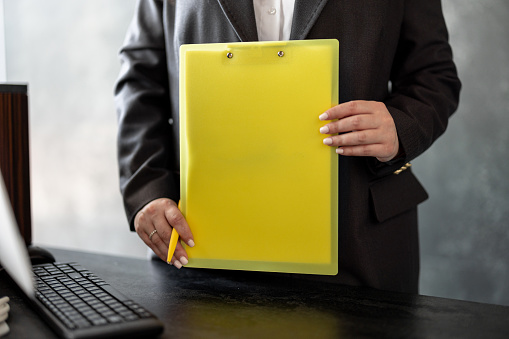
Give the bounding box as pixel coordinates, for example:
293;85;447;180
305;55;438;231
216;0;329;42
290;0;330;40
216;0;259;41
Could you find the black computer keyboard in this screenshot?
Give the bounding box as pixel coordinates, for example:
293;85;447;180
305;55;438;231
31;262;163;339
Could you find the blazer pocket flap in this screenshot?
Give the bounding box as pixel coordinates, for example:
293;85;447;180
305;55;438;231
369;170;429;223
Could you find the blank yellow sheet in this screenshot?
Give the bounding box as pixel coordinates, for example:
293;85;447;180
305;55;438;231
180;39;339;275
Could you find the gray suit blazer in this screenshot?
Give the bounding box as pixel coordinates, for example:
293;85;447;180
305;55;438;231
115;0;461;293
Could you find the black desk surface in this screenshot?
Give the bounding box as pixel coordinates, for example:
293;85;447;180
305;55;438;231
2;247;509;338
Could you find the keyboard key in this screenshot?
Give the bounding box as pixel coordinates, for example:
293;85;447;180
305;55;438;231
106;315;123;323
68;273;82;280
91;318;108;326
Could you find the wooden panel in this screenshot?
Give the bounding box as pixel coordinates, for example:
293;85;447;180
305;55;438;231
0;84;32;245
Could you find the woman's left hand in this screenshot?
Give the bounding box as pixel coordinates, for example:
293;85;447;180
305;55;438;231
319;100;400;162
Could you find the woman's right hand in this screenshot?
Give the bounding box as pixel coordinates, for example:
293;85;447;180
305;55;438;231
134;198;195;268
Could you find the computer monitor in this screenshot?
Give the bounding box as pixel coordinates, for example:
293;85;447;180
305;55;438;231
0;83;32;246
0;170;34;296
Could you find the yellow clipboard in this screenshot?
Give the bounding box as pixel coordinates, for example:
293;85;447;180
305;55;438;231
180;39;339;275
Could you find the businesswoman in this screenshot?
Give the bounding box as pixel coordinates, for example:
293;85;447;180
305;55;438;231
115;0;460;293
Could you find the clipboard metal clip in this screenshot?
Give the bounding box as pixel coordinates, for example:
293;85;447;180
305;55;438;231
225;50;285;59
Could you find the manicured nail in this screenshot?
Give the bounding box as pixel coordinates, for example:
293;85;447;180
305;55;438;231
320;126;329;134
323;137;333;145
187;239;195;248
319;113;328;120
167;260;173;265
174;260;183;269
180;256;189;265
336;148;344;154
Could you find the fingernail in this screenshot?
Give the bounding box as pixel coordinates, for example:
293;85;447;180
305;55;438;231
323;137;333;145
174;260;182;269
180;256;188;265
187;239;195;248
336;148;344;154
167;260;173;265
320;126;329;134
319;113;328;120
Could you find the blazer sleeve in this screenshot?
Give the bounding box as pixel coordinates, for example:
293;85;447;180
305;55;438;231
384;0;461;167
114;0;179;231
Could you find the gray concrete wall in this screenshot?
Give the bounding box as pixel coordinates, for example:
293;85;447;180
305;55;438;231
4;0;509;305
415;0;509;305
4;0;145;258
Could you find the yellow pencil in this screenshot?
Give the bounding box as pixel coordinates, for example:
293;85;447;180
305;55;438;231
166;201;181;264
166;228;179;264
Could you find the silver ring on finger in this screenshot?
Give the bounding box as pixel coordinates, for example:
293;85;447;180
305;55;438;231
148;229;157;241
